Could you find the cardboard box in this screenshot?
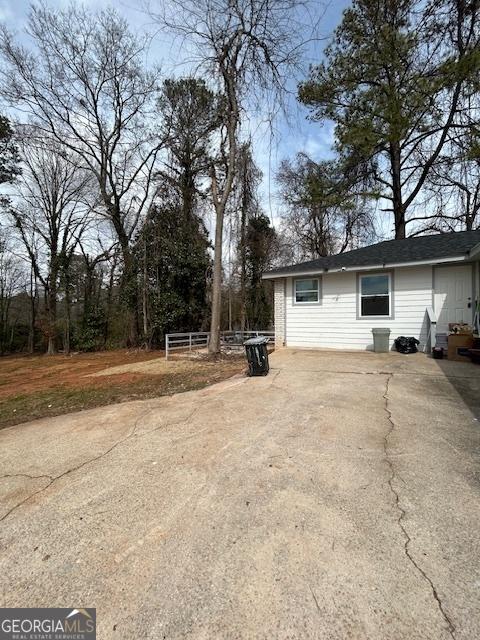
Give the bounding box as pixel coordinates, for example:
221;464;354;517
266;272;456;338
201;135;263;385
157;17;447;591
447;334;474;361
448;323;473;335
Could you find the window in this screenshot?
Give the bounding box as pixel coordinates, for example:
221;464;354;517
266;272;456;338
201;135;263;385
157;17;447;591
360;273;391;317
294;278;320;304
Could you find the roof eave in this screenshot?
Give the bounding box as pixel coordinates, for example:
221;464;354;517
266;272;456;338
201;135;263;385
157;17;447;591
262;268;326;279
262;254;468;280
469;241;480;259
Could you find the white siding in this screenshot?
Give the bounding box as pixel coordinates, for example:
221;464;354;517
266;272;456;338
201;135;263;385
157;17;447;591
273;279;286;348
475;261;480;300
285;266;433;350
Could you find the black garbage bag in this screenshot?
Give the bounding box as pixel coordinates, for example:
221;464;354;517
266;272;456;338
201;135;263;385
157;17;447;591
394;336;420;354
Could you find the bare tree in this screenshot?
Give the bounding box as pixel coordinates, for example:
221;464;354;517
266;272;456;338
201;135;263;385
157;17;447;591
0;233;25;354
150;0;309;352
0;4;165;344
420;143;480;233
26;261;39;354
231;142;262;332
10;136;92;354
277;154;376;261
414;85;480;233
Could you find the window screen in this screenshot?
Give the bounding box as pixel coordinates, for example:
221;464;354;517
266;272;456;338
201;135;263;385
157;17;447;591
360;274;390;316
294;278;320;303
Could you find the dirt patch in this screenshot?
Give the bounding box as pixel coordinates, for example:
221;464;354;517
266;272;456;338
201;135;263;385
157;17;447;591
0;350;166;399
0;350;246;429
89;358;182;377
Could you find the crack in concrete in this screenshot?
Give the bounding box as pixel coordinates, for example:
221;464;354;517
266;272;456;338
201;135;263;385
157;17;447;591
265;368;281;387
1;365;247;524
382;373;456;639
0;473;53;481
282;367;476;380
0;476;53;524
0;404;197;524
309;585;321;614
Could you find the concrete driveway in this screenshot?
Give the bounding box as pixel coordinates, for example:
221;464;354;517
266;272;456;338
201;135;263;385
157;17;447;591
1;349;480;639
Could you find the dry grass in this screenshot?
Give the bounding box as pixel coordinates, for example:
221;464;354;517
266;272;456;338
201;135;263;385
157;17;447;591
0;349;246;429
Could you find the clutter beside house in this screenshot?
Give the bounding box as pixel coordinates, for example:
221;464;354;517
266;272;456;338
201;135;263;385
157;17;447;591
394;336;420;354
471;300;480;364
447;323;474;362
433;321;480;364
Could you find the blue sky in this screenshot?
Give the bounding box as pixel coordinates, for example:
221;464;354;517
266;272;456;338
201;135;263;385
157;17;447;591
0;0;352;227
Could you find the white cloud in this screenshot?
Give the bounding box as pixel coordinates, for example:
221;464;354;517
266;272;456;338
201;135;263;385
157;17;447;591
0;1;16;23
303;122;336;160
0;6;12;22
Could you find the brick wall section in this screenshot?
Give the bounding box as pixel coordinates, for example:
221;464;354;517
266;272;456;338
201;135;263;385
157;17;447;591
274;279;286;348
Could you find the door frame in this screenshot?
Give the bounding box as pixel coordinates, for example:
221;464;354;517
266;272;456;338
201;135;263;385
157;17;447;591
433;262;474;328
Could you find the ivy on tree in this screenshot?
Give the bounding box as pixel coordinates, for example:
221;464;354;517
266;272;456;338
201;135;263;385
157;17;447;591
0;115;20;192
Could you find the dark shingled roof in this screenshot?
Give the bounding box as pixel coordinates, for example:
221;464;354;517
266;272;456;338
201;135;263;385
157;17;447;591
264;230;480;277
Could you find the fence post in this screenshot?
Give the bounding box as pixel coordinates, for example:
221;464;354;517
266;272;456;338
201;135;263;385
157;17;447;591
189;333;192;351
165;335;169;360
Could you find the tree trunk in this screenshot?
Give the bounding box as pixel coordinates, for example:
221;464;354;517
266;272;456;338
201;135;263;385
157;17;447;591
208;82;239;354
0;303;5;355
28;269;37;354
110;206;139;347
228;279;233;332
465;191;475;230
103;257;117;348
206;60;241;352
142;233;149;348
83;260;94;328
8;319;16;352
45;249;59;355
46;285;57;355
121;246;139;347
64;272;71;356
209;200;225;353
390;141;406;239
239;192;247;333
0;288;8;354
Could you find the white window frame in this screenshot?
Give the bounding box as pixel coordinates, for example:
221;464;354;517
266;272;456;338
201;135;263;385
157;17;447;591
293;277;321;305
359;272;392;318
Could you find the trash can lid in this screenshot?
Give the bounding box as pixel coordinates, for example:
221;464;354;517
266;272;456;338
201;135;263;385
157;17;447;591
371;327;391;334
244;336;269;345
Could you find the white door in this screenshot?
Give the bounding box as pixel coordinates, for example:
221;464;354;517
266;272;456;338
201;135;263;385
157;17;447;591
434;265;472;333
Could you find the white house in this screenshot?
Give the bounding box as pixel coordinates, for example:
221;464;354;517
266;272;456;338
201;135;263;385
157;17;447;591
262;230;480;351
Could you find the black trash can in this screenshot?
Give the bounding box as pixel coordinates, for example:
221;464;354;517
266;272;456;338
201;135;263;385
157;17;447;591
244;337;270;376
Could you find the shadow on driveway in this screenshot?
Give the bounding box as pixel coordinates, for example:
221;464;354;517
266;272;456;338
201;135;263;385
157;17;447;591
432;357;480;419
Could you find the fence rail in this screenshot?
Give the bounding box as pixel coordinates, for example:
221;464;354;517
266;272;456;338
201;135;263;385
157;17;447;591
165;330;274;360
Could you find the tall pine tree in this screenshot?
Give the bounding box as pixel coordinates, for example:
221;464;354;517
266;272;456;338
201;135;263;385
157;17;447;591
299;0;480;238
